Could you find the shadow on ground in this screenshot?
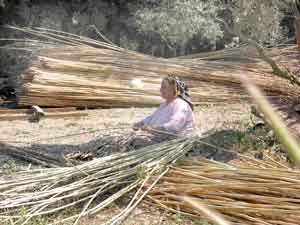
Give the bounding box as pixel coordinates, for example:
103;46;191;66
0;125;276;168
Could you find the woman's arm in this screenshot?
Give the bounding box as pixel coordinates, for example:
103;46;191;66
161;104;188;134
133;104;164;131
140;102;189;134
133;120;144;130
133;114;154;130
162;115;186;134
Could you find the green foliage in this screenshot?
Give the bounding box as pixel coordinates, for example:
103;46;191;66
134;0;292;48
193;220;212;225
134;0;224;46
87;127;97;133
231;126;275;153
169;213;212;225
197;124;279;157
1;207;61;225
120;35;139;51
230;0;286;45
2;160;17;175
136;165;147;179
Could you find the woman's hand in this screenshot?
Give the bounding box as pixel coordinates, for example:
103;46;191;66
133;121;144;131
141;125;162;132
141;125;150;131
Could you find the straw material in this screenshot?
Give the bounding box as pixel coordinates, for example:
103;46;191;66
5;26;300;107
0;137;196;225
147;158;300;225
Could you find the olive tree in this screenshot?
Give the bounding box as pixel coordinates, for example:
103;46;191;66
134;0;300;84
135;0;289;46
134;0;224;49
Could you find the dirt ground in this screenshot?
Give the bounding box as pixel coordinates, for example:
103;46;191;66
0;103;253;225
1;103;252;148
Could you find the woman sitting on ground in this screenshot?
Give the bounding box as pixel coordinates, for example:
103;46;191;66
133;75;196;138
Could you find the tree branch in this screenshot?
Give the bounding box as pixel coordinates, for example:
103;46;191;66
216;18;300;87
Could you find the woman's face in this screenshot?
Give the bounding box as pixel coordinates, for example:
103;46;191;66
160;80;175;101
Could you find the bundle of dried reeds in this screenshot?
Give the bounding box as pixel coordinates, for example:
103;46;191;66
5;26;300;107
147;159;300;225
0;137;196;225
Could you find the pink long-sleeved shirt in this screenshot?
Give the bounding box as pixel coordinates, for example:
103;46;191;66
143;97;196;137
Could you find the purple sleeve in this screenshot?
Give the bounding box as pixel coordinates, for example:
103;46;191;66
143;115;152;125
162;103;188;133
142;104;163;125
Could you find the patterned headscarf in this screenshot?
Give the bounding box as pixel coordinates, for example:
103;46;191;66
163;75;194;110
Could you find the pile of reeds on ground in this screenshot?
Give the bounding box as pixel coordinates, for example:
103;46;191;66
0;137;196;225
146;158;300;225
4;26;300;108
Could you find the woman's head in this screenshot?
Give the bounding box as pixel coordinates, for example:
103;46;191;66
160;76;178;101
160;75;194;110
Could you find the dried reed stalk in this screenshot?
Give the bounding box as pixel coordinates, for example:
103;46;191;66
0;137;196;225
3;26;300;107
147;159;300;225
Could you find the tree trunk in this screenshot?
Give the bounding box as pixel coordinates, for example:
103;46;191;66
294;1;300;54
294;18;300;54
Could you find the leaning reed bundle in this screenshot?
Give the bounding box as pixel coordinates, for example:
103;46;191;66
0;137;196;225
147;159;300;225
5;26;300;107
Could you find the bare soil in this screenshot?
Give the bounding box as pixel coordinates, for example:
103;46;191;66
1;103;252;148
